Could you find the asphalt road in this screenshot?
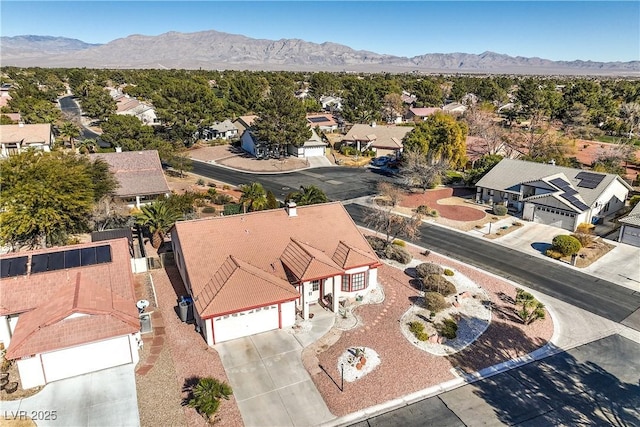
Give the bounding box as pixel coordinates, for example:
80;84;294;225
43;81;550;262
350;334;640;426
58;95;107;146
192;161;396;201
345;203;640;330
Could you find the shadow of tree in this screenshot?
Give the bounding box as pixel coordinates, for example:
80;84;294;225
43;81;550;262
531;242;551;253
181;376;201;407
404;267;417;278
465;335;640;426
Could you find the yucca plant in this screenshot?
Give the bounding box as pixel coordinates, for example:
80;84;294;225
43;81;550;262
187;377;233;421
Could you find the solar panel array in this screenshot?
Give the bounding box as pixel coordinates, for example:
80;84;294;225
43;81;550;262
576;171;605;189
0;256;28;279
308;116;330;123
30;245;112;274
549;177;589;211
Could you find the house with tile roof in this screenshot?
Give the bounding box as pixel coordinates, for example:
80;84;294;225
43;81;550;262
171;202;381;345
618;202;640;247
0;238;141;389
114;94;159;125
475;158;632;231
342;123;414;158
306;114;339;132
89;150;170;208
0;123;54;157
405;107;441;122
197;119;239;141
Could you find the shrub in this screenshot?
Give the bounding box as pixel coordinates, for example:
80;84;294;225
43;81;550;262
515;288;545;325
186;377;233;421
408;321;429;341
196;178;205;186
384;245;412;264
416;205;430;215
416;262;444;278
392;239;406;247
207;188;218;197
437;318;458;339
422;274;456;296
572;232;594;248
551;234;582;256
207;182;217;188
444;268;454;276
222;184;230;190
430;209;439;217
201;206;216;214
492;204;508;216
630;195;640;209
512;221;523;227
424;292;448;313
365;235;386;251
212;194;233;205
545;249;564;260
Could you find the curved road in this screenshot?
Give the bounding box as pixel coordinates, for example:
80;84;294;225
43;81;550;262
59;95;109;147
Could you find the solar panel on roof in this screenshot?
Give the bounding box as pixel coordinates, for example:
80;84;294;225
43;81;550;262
28;244;113;275
48;251;65;271
96;245;112;263
80;247;97;266
0;256;28;278
64;250;81;269
549;178;571;190
308;116;330;123
30;253;50;274
576;172;605;188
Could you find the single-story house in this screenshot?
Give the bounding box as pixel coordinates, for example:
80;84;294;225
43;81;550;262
306;114;339;132
197;120;239;141
401;91;417;106
89;150;170;208
232;115;258;137
320;96;342;112
475;158;632;231
0;238;141;389
405;107;441;122
171;202;381;345
443;102;468;115
241;122;327;159
618;202;640;247
115;94;159;125
342;123;414;158
0;123;54;157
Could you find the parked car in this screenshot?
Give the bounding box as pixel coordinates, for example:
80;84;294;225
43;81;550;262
371;156;390;167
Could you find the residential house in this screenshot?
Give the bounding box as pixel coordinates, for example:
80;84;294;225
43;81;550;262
618;202;640;247
171;202;381;345
0;84;11;109
342;123;414;158
306;114;339;133
0;123;54;157
89;150;170;208
475;158;632;231
232;115;258;138
197;120;239;141
401;91;417;107
0;238;141;389
242;126;327;159
405;107;441;122
320;96;342;112
115;94;159;126
443;102;468;115
0;113;21;123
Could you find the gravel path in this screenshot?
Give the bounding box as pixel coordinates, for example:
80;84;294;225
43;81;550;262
305;232;554;417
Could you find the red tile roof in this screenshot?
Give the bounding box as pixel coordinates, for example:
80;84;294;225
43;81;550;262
173;203;380;317
1;238;138;359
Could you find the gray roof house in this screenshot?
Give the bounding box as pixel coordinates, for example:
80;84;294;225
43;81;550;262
0;123;54;157
89;150;170;208
618;202;640;247
342;123;413;157
475;158;632;231
198;120;238;141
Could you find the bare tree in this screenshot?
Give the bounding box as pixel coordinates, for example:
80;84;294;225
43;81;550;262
90;196;134;231
621;102;640;138
400;149;448;192
377;181;403;207
365;206;423;248
464;107;509;156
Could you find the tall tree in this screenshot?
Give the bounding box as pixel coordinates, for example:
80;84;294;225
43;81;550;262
342;78;381;124
288;185;328;206
252;85;311;156
402;112;468;169
239;182;268;212
0;151;116;249
135;199;180;248
59;122;81;150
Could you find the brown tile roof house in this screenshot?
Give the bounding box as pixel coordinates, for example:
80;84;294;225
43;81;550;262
233;115;259;136
0;238;140;388
89;150;170;205
406;107;441;121
172;202;381;345
0;123;54;157
342;123;414;155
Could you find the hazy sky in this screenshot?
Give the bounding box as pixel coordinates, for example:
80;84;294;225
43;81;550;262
2;1;639;62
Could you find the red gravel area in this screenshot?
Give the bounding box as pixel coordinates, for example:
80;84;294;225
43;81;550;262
400;188;486;221
150;267;244;427
307;233;553;417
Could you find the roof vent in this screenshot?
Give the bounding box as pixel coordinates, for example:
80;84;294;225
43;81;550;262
549;159;555;166
286;202;297;217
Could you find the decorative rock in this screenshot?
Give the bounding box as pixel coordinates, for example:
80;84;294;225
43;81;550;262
429;334;439;343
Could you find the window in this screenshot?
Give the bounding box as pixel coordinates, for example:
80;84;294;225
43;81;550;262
311;280;320;292
342;275;350;292
341;272;367;292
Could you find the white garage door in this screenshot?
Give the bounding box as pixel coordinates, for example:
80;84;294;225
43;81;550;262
41;336;132;383
213;305;279;343
621;227;640;247
304;146;325;157
533;207;575;230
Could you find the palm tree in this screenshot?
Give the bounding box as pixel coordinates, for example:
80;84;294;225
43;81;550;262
186;377;233;421
135;199;180;248
290;185;328;206
239;182;268;212
77;138;97;154
59;122;81;150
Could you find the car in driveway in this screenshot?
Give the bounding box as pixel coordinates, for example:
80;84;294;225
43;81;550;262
370;156;391;167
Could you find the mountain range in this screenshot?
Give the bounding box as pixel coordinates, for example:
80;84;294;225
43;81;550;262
1;30;638;75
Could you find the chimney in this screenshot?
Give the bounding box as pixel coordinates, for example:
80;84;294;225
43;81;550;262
115;146;122;153
286;202;297;217
370;121;376;128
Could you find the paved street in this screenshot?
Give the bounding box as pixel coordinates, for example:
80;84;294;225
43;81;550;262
58;95;107;146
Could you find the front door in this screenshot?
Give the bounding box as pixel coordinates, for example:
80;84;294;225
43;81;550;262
309;279;322;304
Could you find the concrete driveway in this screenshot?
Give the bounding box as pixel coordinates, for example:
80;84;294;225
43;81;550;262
215;318;335;426
0;364;139;426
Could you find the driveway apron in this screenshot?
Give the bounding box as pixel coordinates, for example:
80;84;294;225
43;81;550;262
216;330;334;426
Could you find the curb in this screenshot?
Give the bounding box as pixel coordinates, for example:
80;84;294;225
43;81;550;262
190;157;336;175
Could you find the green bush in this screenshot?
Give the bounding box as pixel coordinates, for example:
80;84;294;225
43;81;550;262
424;292;448;313
430;209;439;217
392;239;406;247
212;194;233;205
422;274;456;296
444;268;454;276
408;321;429;341
384;245;412;264
630;195;640;209
545;249;564;259
416;205;430;215
515;288;546;325
196;178;205;186
207;188;218;197
222;184;231;190
437;318;458;339
493;204;508;216
416;262;444;278
551;234;582;256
